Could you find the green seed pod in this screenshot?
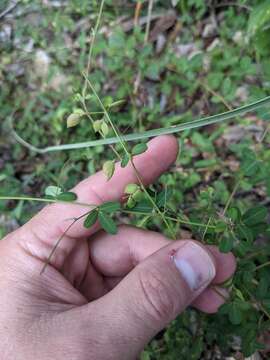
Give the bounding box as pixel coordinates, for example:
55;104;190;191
132;189;143;202
93;120;103;133
103;160;115;180
127;196;136;208
67;113;81;128
124;183;139;195
101;121;109;137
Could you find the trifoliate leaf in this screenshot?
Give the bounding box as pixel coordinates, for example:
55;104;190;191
84;210;98;228
98;211;117;234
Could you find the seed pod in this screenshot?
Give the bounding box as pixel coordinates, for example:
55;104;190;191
103;160;115;180
93;120;103;133
101;121;109;137
67;113;81;128
124;183;139;195
132;189;143;202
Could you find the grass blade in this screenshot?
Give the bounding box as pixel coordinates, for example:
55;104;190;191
12;96;270;153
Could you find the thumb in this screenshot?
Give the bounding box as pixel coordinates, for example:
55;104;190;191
86;240;216;359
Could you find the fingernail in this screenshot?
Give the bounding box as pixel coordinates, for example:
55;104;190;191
173;242;216;292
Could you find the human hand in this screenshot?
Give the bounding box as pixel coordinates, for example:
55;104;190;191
0;136;236;360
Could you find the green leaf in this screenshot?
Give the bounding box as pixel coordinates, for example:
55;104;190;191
101;121;109;137
228;302;242;325
98;211;118;234
241;149;259;177
121;153;130;168
130;200;153;213
227;207;241;222
215;220;227;233
236;224;254;242
45;185;62;197
219;236;233;253
132;189;143;202
242;206;267;226
132;143;148;155
93;120;103;133
156;188;173;208
103;160;115;180
124;183;139;194
99;201;121;213
56;192;77;202
248;0;270;37
83;210;98;228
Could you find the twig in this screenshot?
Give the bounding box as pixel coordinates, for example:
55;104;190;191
134;1;142;27
82;0;105;99
144;0;154;43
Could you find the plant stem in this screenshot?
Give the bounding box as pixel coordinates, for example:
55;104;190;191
254;261;270;272
122;209;216;228
40;209;92;274
144;0;154;43
82;0;105;99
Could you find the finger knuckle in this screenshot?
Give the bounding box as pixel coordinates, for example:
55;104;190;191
137;266;176;323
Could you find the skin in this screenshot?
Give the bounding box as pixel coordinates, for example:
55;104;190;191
0;136;236;360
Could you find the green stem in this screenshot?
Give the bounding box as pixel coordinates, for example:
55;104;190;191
82;0;105;99
254;261;270;272
122;209;216;228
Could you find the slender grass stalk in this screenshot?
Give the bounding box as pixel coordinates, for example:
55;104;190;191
0;196;96;208
11;96;270;153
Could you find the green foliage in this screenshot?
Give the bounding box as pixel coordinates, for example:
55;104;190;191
84;210;98;228
248;0;270;55
1;0;270;359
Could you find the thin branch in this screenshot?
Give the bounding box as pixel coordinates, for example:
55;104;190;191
144;0;154;43
40;210;93;274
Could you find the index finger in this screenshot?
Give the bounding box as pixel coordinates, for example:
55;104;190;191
25;135;179;241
